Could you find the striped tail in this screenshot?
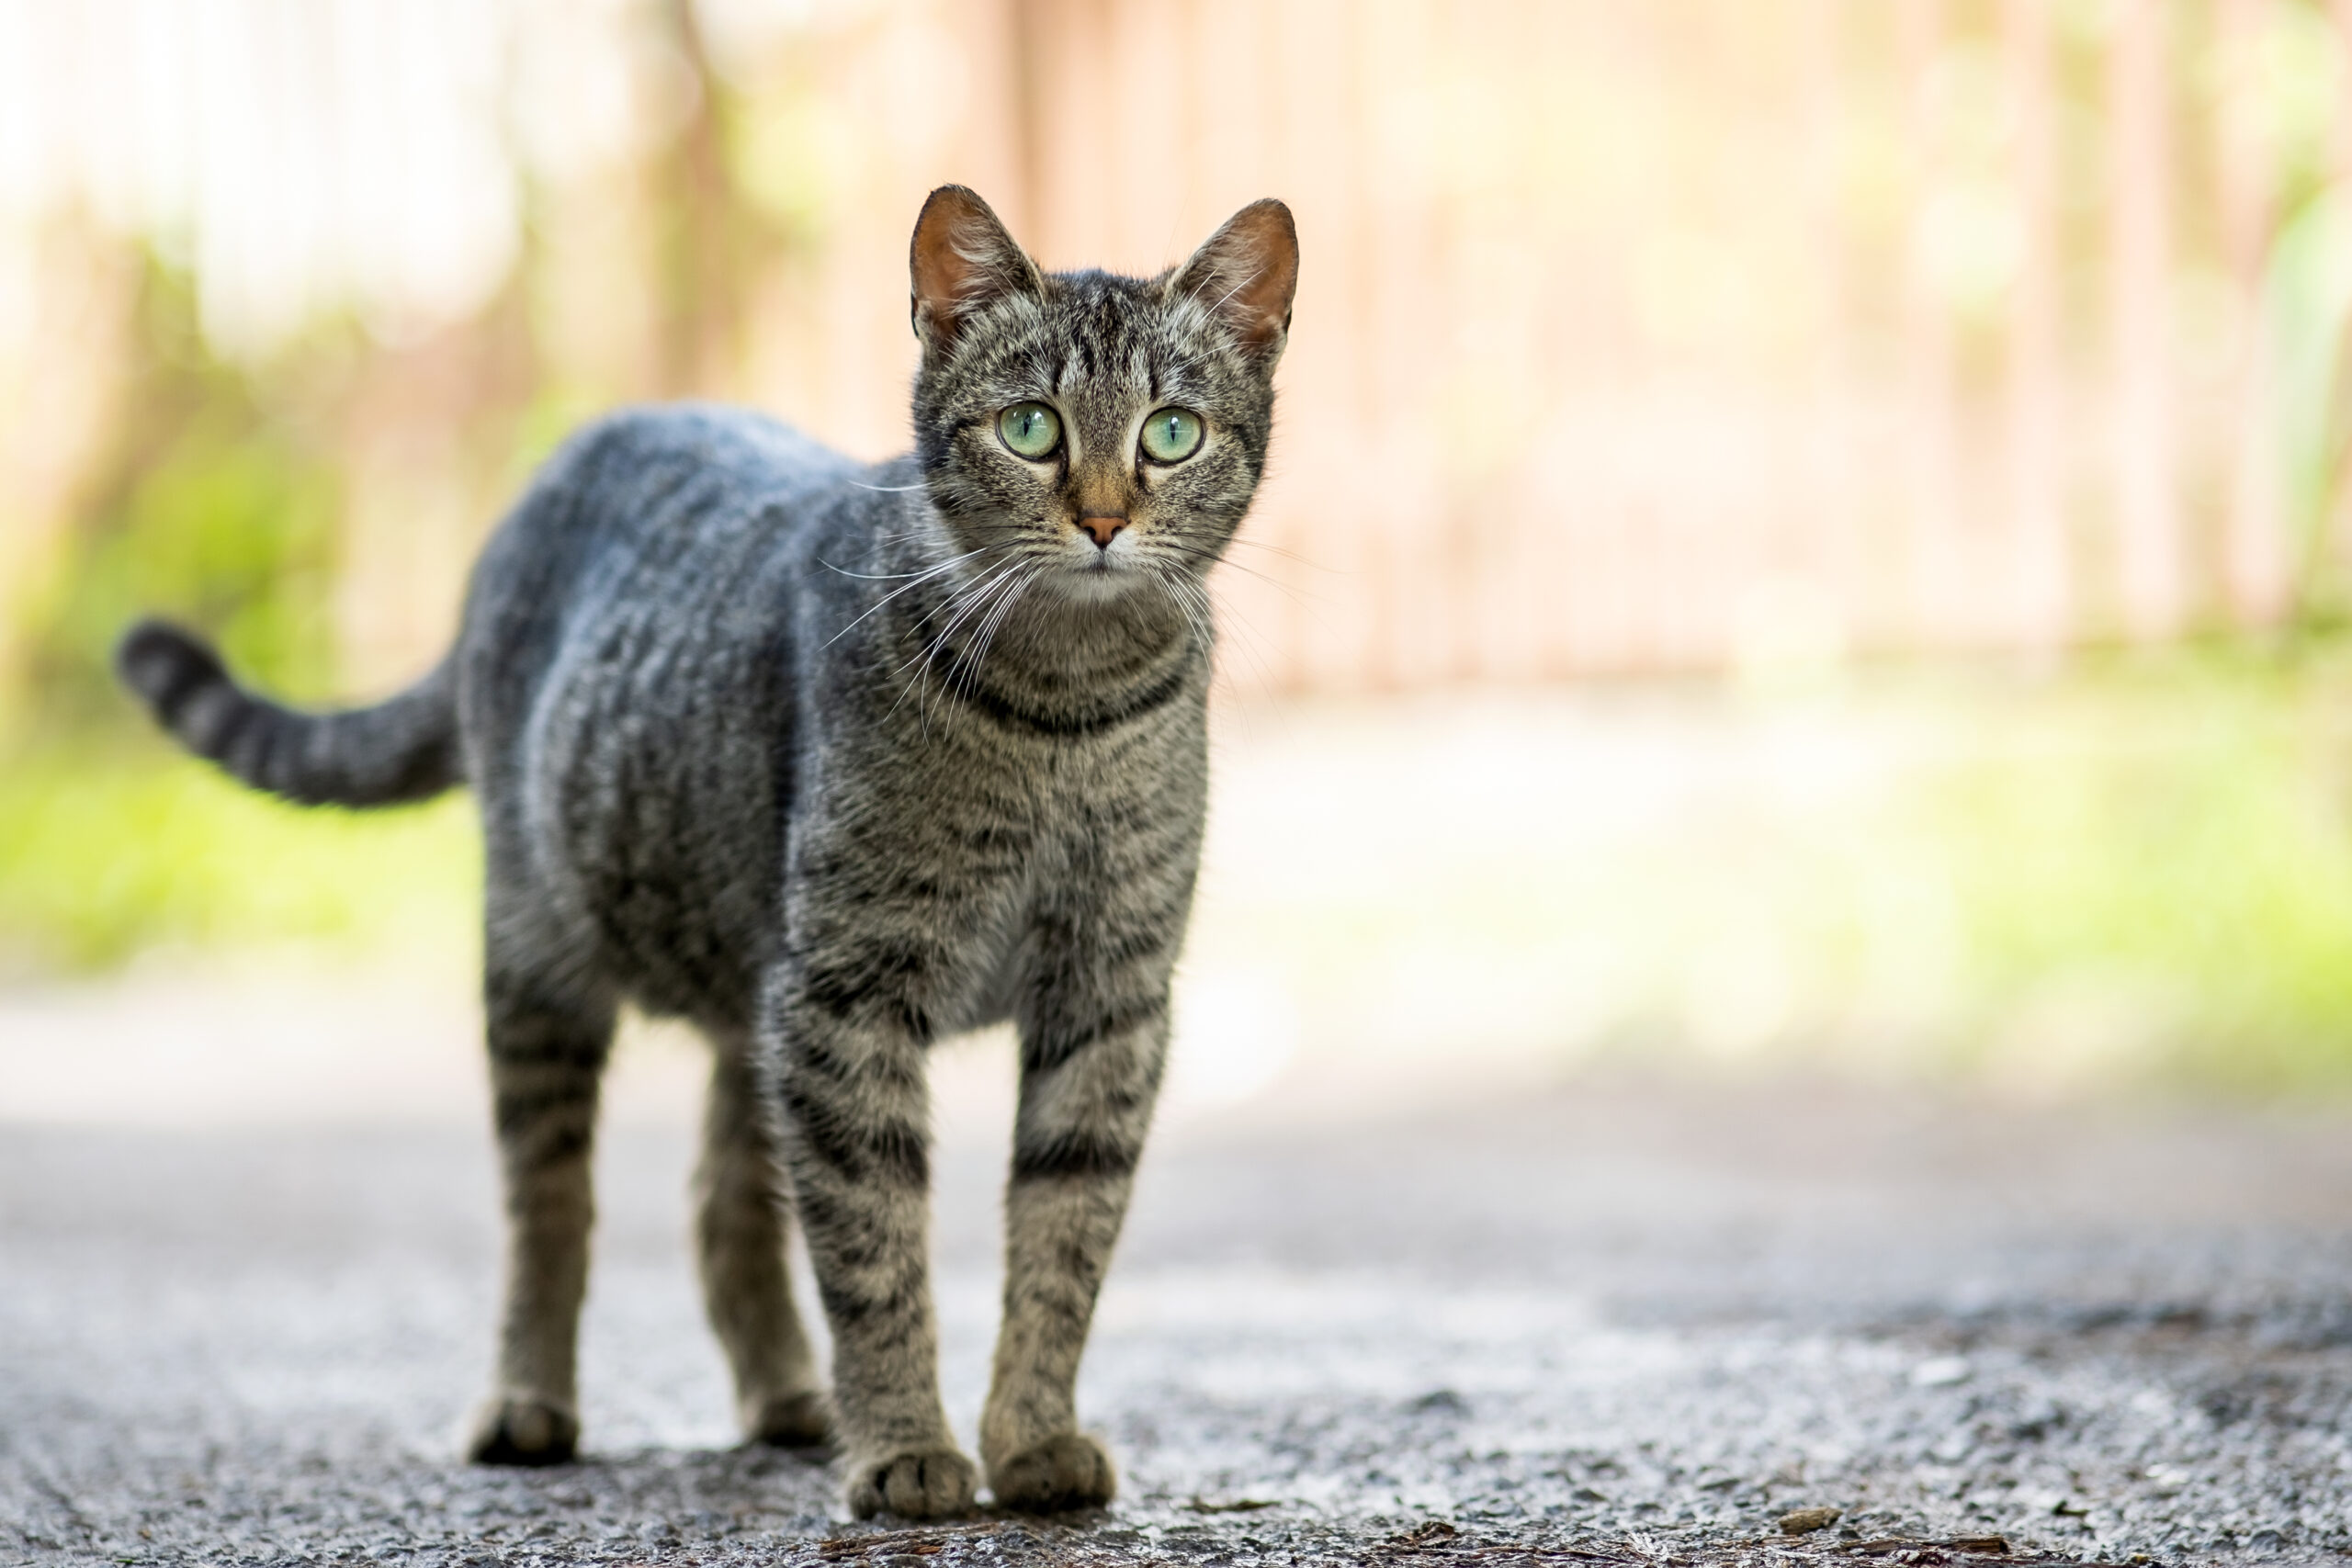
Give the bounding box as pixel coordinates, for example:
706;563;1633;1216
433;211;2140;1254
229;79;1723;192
114;618;461;807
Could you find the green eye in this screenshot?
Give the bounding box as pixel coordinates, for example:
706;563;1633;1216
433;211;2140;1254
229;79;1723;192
1139;407;1204;463
998;401;1061;459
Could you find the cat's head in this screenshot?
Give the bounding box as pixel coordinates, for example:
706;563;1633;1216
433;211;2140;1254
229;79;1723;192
907;186;1296;607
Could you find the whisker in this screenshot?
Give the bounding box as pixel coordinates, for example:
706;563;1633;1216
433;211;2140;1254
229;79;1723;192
932;566;1022;689
1148;564;1215;660
820;558;954;581
1185;540;1341;680
822;547;993;648
892;553;1027;690
918;556;1036;727
1214;593;1281;695
884;572;990;738
1161;560;1290;705
1145;539;1320;604
948;562;1045;700
1222;535;1330;570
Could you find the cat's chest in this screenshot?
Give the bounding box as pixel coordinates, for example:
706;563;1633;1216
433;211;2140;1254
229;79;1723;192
964;726;1196;863
890;713;1207;901
953;732;1204;1028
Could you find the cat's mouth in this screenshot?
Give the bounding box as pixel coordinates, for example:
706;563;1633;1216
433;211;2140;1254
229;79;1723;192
1061;524;1140;573
1052;544;1146;603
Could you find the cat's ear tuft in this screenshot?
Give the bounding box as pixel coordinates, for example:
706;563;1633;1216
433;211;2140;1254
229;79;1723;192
910;186;1043;353
1169;198;1299;365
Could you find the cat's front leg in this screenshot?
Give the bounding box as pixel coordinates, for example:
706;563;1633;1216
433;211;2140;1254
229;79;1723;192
762;954;975;1520
980;919;1176;1512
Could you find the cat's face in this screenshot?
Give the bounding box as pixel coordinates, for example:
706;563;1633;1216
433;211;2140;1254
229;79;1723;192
908;188;1297;610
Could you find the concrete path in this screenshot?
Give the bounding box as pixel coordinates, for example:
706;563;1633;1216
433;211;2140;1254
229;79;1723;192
5;1067;2350;1565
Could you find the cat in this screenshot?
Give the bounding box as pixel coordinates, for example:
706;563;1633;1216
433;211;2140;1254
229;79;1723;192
115;186;1298;1521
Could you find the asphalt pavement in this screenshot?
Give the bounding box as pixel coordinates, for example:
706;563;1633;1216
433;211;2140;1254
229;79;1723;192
5;1070;2351;1566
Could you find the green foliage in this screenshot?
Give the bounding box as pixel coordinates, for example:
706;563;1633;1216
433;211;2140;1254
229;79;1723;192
34;414;341;715
1924;661;2352;1091
10;657;2352;1096
15;256;345;733
0;736;476;977
1692;660;2352;1092
1186;655;2352;1099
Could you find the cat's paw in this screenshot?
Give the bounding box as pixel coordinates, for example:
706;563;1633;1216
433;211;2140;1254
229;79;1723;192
466;1395;579;1465
844;1445;978;1519
744;1389;832;1450
987;1431;1116;1513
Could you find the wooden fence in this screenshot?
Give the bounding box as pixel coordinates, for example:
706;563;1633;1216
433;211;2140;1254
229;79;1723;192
8;0;2352;692
705;0;2352;687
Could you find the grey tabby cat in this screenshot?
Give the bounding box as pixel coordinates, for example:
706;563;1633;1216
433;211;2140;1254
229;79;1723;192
115;186;1297;1520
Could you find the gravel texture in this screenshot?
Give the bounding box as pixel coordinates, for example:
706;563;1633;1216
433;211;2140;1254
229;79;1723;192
5;1074;2350;1565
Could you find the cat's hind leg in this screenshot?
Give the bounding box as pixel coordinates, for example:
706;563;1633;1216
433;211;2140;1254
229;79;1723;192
467;959;616;1466
695;1028;830;1448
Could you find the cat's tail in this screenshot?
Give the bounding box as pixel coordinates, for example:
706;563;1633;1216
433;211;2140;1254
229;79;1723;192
114;618;462;807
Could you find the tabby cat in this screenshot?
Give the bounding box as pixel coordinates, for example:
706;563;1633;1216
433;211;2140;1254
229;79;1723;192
116;186;1298;1520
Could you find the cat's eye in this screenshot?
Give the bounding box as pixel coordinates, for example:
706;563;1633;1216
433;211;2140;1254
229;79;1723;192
1138;407;1204;463
998;402;1062;460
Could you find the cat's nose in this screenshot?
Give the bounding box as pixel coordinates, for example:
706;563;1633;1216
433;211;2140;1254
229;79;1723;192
1078;513;1126;549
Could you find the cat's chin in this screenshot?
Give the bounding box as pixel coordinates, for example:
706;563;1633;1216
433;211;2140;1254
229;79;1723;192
1046;562;1150;606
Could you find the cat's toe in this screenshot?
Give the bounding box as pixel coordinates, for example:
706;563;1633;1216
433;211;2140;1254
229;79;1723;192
744;1390;832;1451
845;1445;978;1520
987;1432;1115;1513
466;1395;580;1465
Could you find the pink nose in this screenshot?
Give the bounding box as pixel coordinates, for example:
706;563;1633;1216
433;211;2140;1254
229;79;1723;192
1079;514;1126;549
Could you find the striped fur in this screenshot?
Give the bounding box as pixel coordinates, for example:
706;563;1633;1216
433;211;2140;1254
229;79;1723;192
116;620;458;807
114;186;1296;1520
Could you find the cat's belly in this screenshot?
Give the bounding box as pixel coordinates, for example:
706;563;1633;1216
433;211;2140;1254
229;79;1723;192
518;624;786;1030
953;941;1030;1037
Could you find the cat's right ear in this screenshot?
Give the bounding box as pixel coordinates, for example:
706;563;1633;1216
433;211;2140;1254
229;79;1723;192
910;186;1044;355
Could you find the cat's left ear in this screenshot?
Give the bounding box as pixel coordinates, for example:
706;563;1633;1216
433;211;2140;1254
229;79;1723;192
1169;198;1299;367
910;186;1045;355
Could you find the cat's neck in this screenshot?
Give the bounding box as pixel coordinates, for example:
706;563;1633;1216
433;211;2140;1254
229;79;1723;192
956;574;1195;700
886;550;1201;717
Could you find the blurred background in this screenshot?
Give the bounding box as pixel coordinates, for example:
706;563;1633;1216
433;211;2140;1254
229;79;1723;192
9;0;2352;1127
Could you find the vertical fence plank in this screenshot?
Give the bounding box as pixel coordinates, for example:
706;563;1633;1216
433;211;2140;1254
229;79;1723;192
2004;0;2067;653
2109;0;2181;639
910;0;2256;678
1900;0;1962;649
2328;0;2352;599
2220;0;2285;626
1804;0;1864;664
17;0;2318;691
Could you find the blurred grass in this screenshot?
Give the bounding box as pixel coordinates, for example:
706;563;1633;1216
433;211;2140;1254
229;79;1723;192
8;652;2352;1096
1932;669;2352;1090
4;256;347;738
1795;659;2352;1092
1184;654;2352;1100
0;737;477;977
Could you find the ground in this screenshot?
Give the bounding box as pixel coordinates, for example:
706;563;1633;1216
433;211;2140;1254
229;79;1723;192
5;1059;2350;1567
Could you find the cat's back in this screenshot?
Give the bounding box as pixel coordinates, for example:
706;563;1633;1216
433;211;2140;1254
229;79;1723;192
458;403;852;718
458;404;863;1021
473;404;849;621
